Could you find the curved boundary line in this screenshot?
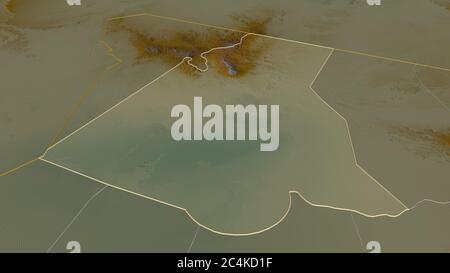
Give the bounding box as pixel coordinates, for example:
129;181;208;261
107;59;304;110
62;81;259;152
186;33;252;72
107;12;450;73
43;33;410;216
101;11;446;210
3;11;449;237
39;29;444;235
42;32;250;154
185;37;409;211
38;157;450;237
3;5;450;175
39;37;449;236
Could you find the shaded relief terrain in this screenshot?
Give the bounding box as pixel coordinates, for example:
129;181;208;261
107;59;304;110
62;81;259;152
0;0;449;252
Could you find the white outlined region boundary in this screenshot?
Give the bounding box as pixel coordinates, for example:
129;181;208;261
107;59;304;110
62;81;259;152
42;60;183;156
39;157;450;237
3;9;450;177
42;32;250;156
39;35;448;236
107;12;450;73
33;19;449;236
187;33;252;72
309;50;408;209
43;34;408;211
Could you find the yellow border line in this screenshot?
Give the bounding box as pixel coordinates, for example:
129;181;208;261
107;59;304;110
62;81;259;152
48;40;124;147
39;157;450;237
4;10;450;176
3;11;450;237
334;48;450;73
0;157;39;177
47;70;105;148
108;12;450;73
43;59;185;155
41;46;412;236
0;40;121;177
40;17;449;234
309;49;409;209
101;40;123;70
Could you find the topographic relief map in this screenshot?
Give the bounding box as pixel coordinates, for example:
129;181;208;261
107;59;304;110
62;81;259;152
0;0;449;255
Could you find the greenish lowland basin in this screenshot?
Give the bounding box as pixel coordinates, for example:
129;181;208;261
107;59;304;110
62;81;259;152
44;37;406;234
